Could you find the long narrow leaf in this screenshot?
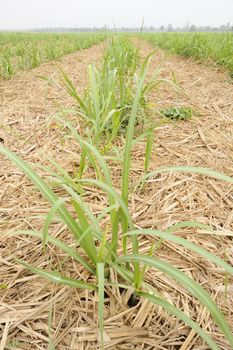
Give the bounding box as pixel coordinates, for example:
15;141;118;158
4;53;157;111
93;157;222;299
124;229;233;275
43;198;67;250
6;230;95;273
16;258;96;290
140;291;220;350
119;254;233;347
0;146;97;263
136;166;233;191
121;51;154;288
97;263;105;349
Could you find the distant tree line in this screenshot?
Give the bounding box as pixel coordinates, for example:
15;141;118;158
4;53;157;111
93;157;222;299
33;27;106;33
143;22;233;32
33;23;233;33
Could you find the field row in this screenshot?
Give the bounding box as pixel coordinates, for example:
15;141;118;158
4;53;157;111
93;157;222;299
1;32;233;80
0;32;105;78
142;32;233;77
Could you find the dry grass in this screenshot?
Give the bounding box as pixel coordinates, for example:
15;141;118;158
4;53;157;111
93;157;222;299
0;39;233;349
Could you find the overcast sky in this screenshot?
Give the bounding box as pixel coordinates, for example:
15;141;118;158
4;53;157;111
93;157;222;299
0;0;233;29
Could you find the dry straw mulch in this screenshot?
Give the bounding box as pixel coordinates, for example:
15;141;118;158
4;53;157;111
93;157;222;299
1;39;233;349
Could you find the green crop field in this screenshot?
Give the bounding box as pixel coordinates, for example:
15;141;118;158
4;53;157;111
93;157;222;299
142;32;233;76
1;32;233;350
0;32;105;78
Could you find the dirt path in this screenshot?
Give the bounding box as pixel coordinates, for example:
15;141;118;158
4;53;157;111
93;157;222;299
1;40;233;349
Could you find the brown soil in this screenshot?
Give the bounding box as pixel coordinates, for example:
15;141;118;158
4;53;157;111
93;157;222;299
0;39;233;350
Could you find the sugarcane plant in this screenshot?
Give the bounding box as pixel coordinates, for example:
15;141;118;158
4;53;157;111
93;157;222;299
1;40;233;350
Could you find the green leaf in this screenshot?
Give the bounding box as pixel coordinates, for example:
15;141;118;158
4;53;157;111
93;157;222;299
140;291;220;350
125;228;233;275
0;146;97;264
43;198;67;251
144;127;153;174
167;220;215;233
121;50;154;287
4;230;95;274
97;263;105;349
16;258;96;290
136;166;233;191
119;254;233;347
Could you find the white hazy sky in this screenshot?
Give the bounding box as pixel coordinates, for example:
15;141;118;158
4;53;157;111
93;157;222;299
0;0;233;29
